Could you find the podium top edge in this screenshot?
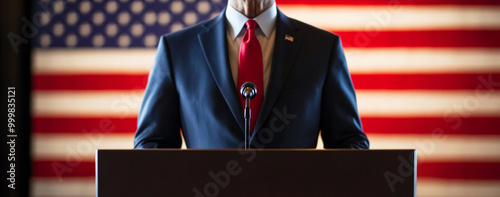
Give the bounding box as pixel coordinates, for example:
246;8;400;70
96;149;416;152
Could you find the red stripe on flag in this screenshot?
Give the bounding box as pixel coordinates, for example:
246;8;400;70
352;73;500;90
33;117;500;135
33;161;95;178
276;0;500;5
362;117;500;135
336;30;500;48
33;74;148;90
32;160;500;180
33;117;137;134
33;73;500;91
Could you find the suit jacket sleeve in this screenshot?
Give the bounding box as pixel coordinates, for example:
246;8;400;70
320;36;369;149
134;36;182;148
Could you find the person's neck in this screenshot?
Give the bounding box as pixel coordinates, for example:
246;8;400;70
229;0;274;18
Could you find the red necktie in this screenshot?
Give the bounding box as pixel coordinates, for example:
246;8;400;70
238;20;263;133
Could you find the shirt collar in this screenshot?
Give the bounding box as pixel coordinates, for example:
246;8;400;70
225;2;277;40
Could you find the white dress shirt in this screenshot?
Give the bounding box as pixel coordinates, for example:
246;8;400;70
225;3;277;96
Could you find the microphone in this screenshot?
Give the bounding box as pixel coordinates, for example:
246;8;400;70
240;82;257;100
240;82;257;150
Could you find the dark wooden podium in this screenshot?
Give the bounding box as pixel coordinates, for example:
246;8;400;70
96;149;415;197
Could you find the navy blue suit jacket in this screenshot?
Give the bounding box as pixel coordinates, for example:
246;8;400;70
134;9;369;149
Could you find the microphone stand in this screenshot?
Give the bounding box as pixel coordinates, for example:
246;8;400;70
244;97;251;149
240;82;256;150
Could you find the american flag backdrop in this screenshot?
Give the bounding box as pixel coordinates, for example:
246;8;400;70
31;0;500;196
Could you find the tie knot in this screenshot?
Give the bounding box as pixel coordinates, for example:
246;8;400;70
245;20;258;30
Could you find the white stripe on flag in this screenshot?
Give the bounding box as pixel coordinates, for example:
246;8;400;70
32;178;95;197
345;48;500;74
33;48;500;74
33;133;500;162
32;133;135;161
33;90;144;118
356;90;500;117
279;5;500;31
418;178;500;197
33;90;500;118
33;49;155;74
367;134;500;162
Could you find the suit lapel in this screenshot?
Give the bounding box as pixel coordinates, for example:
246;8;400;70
197;9;302;135
253;10;302;134
198;11;245;132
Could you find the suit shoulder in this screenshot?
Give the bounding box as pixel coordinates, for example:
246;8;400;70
290;17;340;42
160;16;218;42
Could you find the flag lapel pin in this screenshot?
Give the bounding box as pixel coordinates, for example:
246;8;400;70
285;34;294;42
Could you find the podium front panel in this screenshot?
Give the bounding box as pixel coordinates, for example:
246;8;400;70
96;149;415;197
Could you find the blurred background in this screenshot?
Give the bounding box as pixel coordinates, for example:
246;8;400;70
2;0;500;196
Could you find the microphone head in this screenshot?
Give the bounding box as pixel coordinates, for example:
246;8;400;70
240;82;257;99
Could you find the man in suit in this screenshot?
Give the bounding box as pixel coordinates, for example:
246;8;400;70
134;0;369;149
